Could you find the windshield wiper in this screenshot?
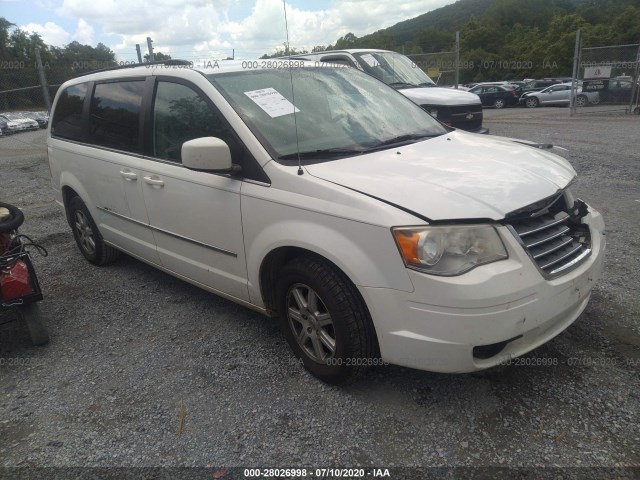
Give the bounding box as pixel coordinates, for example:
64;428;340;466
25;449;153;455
278;147;365;160
366;133;439;151
388;81;420;88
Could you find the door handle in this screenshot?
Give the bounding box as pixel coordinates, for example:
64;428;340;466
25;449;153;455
119;170;138;181
143;176;165;187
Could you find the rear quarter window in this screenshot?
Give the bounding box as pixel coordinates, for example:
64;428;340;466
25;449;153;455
88;81;145;153
51;83;88;141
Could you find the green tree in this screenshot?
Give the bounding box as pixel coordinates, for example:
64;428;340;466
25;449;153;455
144;51;172;62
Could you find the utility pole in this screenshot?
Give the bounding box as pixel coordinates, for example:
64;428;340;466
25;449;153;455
136;44;143;63
146;37;155;62
570;29;582;116
35;48;51;112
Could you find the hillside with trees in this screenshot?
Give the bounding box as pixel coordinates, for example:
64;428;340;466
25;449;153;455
325;0;640;81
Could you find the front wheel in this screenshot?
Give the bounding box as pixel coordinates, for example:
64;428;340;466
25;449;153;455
493;98;505;109
525;97;539;108
68;196;120;265
276;256;378;384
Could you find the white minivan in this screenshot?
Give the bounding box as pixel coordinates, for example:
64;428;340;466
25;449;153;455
47;60;605;384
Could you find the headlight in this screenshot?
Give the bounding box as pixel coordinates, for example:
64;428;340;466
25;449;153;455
392;225;508;276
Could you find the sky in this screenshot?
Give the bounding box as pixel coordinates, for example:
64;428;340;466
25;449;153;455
1;0;457;61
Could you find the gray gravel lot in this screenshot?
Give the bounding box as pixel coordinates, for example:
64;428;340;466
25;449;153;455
0;109;639;476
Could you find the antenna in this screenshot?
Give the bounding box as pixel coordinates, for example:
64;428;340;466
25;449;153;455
283;0;304;175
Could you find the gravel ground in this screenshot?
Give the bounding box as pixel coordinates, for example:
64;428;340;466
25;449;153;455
0;109;639;477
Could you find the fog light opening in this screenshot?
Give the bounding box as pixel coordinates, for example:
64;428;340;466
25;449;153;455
473;335;523;360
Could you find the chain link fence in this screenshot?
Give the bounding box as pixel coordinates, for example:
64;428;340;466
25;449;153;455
405;50;459;87
571;38;640;115
0;55;149;138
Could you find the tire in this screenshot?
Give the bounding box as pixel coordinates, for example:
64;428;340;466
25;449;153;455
68;196;120;265
0;202;25;233
575;95;588;107
276;255;378;385
525;97;539;108
590;95;600;105
493;98;505;109
17;303;49;346
635;106;640;115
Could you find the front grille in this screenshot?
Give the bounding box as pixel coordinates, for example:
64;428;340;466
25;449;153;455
506;195;592;277
449;105;483;131
421;104;484;132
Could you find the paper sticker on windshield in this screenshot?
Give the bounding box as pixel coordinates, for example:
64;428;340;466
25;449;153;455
360;54;380;68
244;88;300;118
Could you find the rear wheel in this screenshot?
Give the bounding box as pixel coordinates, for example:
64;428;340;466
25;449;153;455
575;95;588;107
276;256;378;384
525;97;539;108
68;196;120;265
493;98;506;109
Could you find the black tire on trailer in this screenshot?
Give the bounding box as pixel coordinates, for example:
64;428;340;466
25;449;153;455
0;202;25;233
17;303;50;346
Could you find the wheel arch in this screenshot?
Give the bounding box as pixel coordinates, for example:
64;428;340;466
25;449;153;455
259;245;381;355
60;172;93;226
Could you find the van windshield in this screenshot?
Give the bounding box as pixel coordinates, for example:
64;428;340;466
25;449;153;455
208;66;445;162
352;51;437;89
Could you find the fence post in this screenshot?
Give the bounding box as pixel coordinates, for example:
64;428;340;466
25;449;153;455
136;44;143;63
569;29;581;117
455;31;460;89
35;48;52;113
630;44;640;113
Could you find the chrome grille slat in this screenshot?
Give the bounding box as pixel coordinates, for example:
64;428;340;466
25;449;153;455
524;225;570;248
507;198;591;278
538;242;584;269
513;211;570;236
530;235;574;259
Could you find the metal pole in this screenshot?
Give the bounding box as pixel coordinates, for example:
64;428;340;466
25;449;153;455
136;44;143;63
570;29;581;116
34;49;52;113
629;44;640;113
146;37;155;62
455;31;460;89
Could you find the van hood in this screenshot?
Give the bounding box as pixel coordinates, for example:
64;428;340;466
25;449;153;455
305;131;576;221
399;86;482;107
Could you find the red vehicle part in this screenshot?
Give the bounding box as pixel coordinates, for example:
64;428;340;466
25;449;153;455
0;259;34;301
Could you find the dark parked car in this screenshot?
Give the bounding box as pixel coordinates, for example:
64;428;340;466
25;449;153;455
599;79;636;104
468;84;518;109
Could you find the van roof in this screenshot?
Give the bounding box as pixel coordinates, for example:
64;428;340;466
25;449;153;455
68;58;317;83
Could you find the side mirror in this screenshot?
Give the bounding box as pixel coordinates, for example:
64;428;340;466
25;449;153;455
182;137;232;171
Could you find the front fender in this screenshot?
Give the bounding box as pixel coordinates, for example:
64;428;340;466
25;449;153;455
241;196;414;308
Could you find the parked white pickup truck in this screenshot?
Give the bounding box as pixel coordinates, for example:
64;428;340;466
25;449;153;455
291;49;488;134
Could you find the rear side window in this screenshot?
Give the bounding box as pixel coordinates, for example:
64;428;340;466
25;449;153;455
89;81;144;153
51;83;88;141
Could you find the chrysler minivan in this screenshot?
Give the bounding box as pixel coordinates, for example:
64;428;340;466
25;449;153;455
47;60;605;384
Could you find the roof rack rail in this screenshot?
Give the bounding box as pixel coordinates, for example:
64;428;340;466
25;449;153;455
75;59;192;78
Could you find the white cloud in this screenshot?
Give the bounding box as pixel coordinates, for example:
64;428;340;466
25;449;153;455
20;21;71;46
74;18;94;44
51;0;456;59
